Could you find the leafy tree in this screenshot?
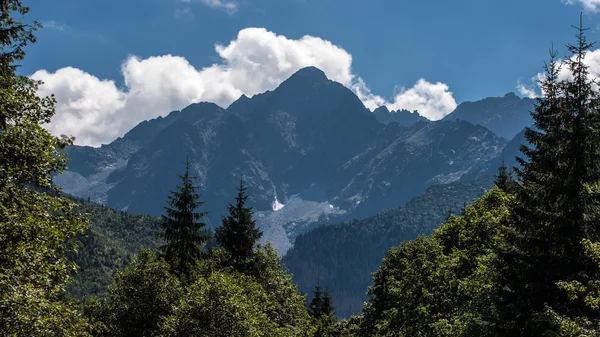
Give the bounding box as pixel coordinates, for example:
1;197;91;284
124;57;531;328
215;177;263;270
85;249;182;337
358;187;513;337
160;248;313;337
0;1;90;335
159;271;281;337
491;18;600;335
247;244;313;333
159;157;210;280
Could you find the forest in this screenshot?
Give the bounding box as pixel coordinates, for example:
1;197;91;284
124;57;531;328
3;1;600;336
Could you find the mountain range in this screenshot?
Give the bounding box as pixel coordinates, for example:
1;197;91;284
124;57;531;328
55;66;535;254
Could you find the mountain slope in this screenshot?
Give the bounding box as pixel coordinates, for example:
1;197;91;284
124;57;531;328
443;92;535;139
283;177;494;317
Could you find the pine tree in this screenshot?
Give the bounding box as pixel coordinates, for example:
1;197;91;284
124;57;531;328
492;17;600;335
215;177;263;270
494;158;516;193
308;284;324;318
322;289;335;317
159;157;210;280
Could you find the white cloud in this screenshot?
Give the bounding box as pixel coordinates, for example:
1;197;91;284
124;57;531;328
182;0;237;13
32;27;457;147
43;20;67;31
201;0;237;11
387;80;457;120
516;48;600;98
563;0;600;12
517;80;538;98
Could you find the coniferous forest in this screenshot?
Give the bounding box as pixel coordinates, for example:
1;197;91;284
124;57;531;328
5;1;600;336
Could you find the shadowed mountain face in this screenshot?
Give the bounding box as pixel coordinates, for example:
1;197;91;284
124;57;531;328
56;67;522;253
443;92;535;139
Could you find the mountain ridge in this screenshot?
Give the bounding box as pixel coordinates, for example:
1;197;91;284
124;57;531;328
56;66;529;254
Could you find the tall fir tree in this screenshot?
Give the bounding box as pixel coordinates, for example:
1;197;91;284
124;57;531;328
322;289;335;317
215;177;263;270
308;284;324;318
491;17;600;336
308;284;335;319
159;157;210;280
494;158;516;194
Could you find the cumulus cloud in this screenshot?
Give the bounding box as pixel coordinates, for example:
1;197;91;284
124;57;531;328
387;80;457;120
32;27;457;147
517;80;539;98
563;0;600;12
516;48;600;98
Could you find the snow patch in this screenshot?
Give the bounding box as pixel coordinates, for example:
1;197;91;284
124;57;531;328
272;198;285;211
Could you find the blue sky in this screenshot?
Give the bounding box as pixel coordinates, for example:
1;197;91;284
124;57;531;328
22;0;600;146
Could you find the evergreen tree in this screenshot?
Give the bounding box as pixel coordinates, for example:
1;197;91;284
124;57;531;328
308;284;335;319
494;158;516;193
322;289;335;317
159;157;210;280
309;284;324;318
492;17;600;335
215;177;263;270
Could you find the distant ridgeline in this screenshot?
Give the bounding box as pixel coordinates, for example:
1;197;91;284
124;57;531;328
283;177;494;317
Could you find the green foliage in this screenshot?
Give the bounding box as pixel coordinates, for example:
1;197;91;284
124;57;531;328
245;244;314;332
159;157;211;280
493;159;517;194
86;243;313;337
215;177;263;271
491;19;600;335
84;249;183;337
309;284;335;319
0;2;91;335
67;200;162;299
358;187;513;336
161;270;308;337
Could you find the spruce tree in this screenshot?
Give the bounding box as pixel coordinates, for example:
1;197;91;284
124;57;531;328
308;284;324;318
494;158;516;193
322;289;335;317
215;177;263;270
159;157;210;280
492;17;600;335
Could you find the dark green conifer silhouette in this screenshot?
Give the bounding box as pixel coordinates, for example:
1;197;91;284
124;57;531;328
159;157;210;280
215;177;263;270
